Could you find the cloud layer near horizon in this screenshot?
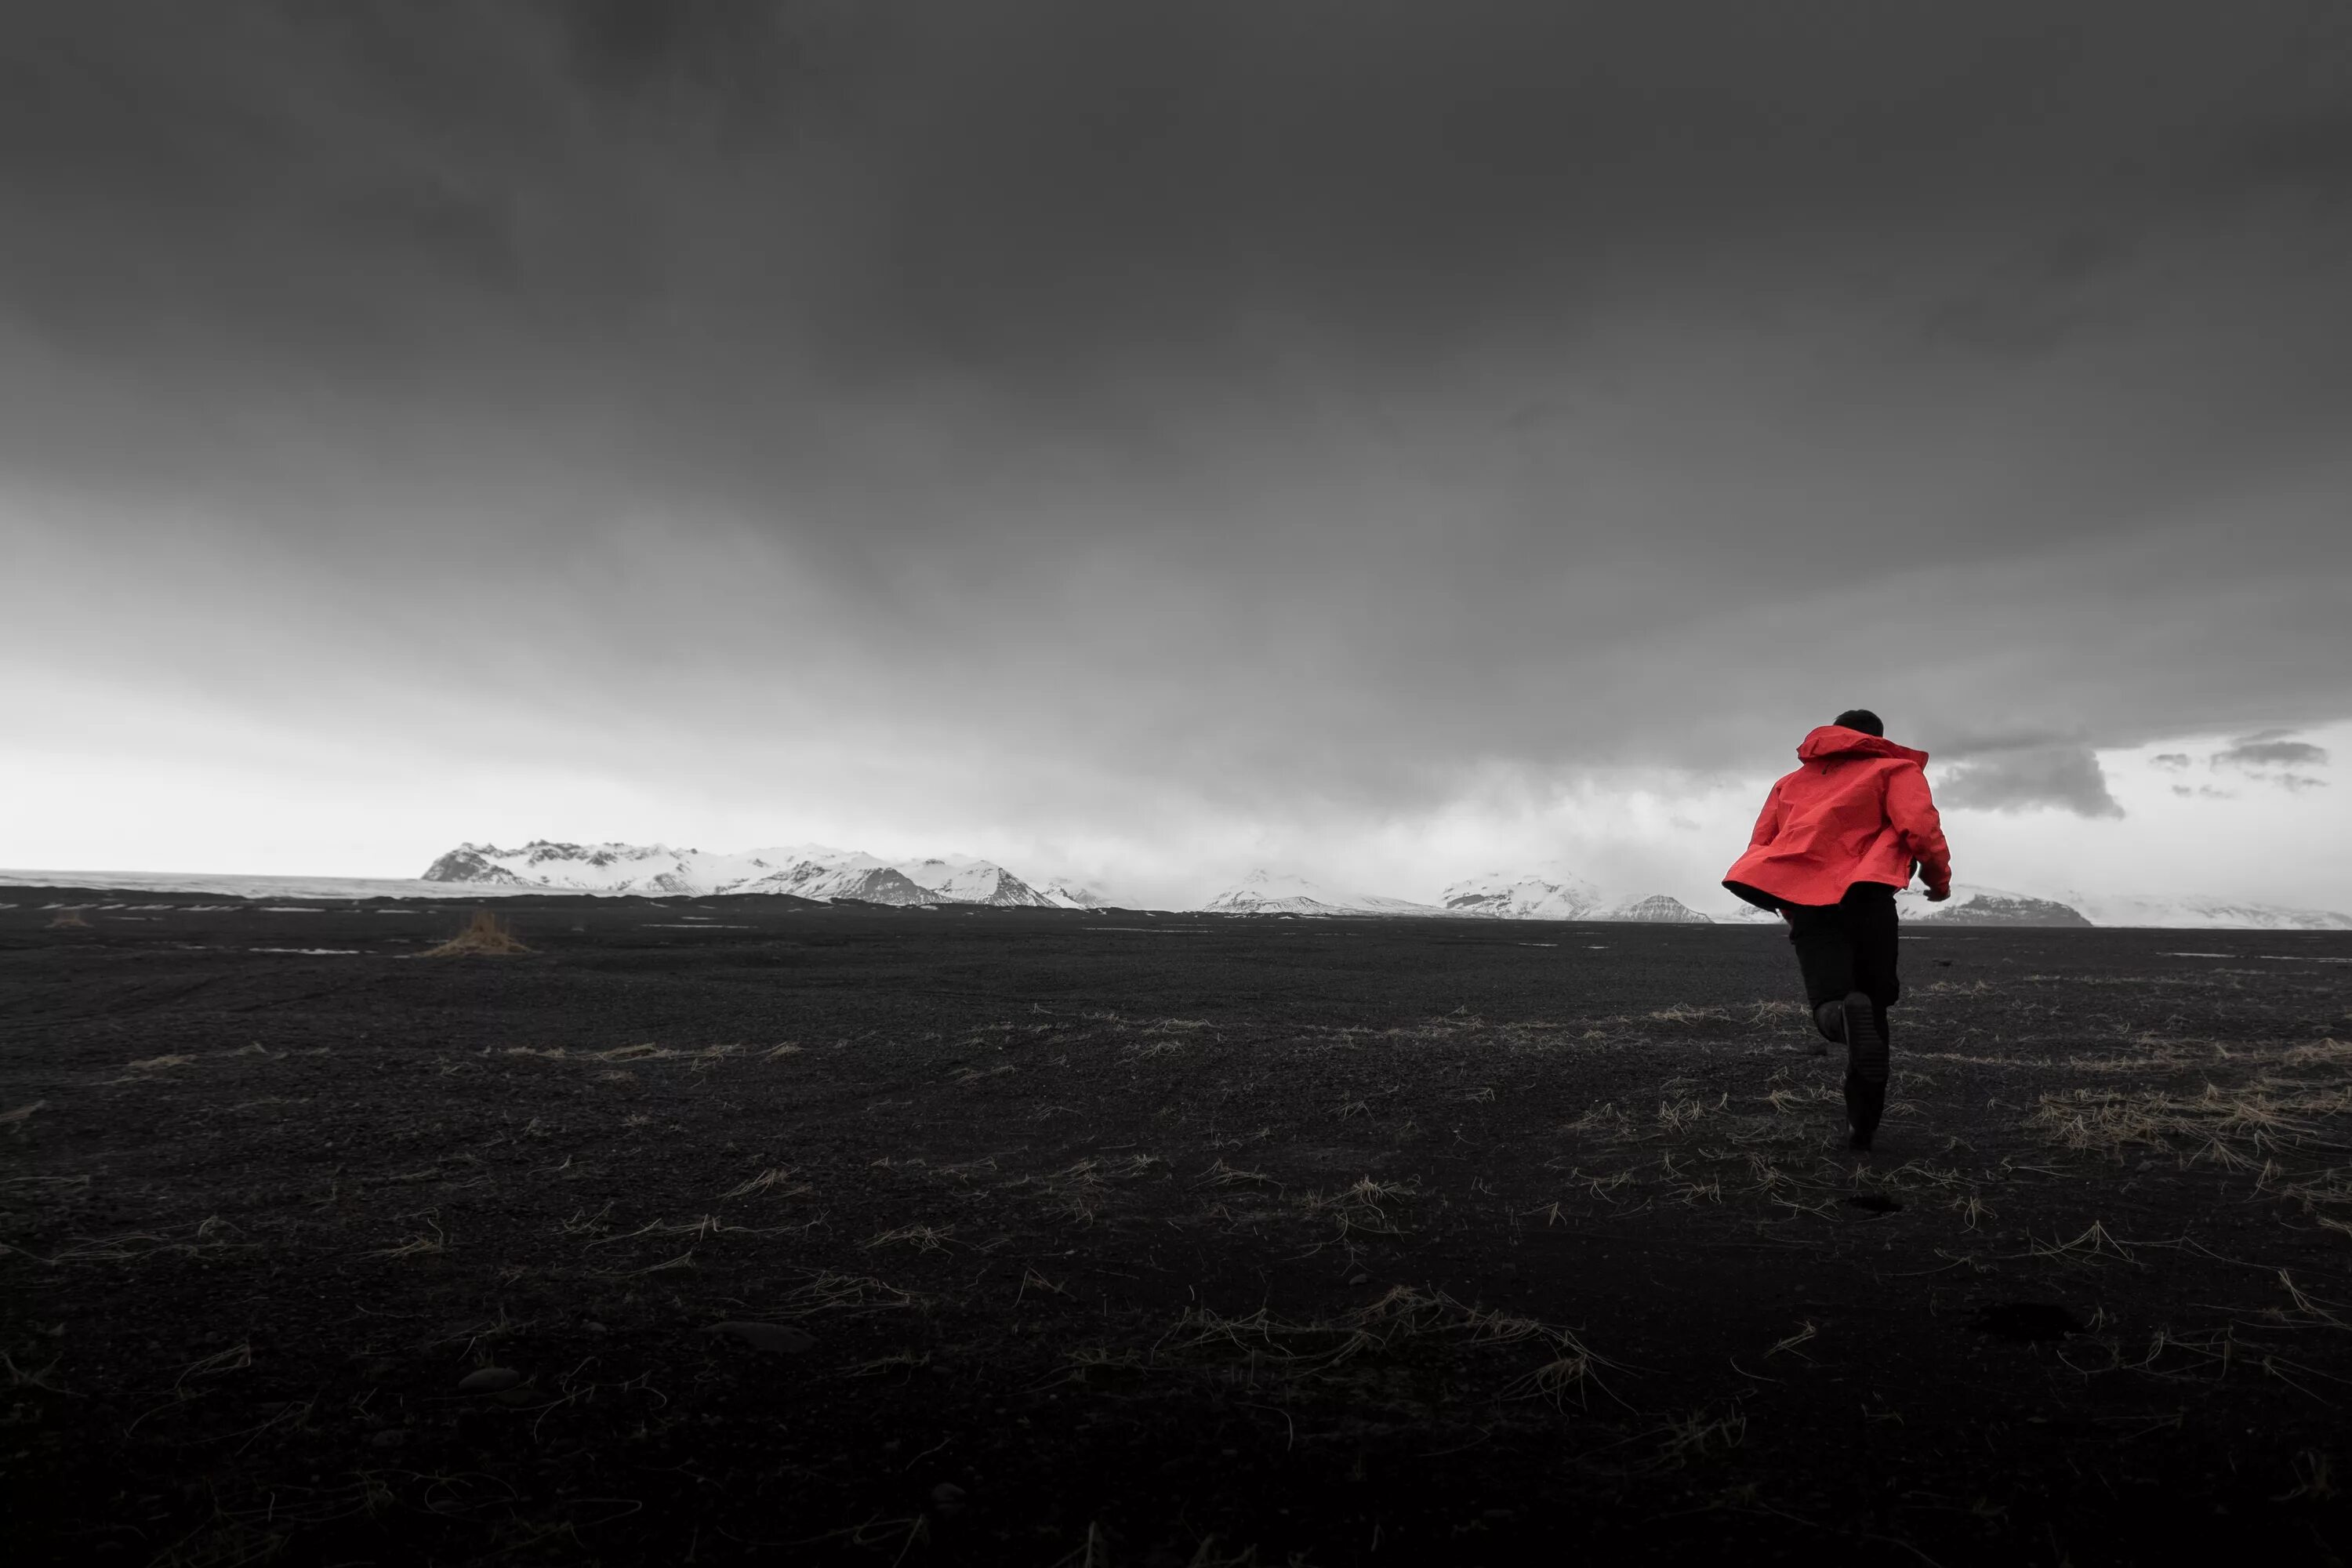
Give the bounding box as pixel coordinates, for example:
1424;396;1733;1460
4;2;2349;897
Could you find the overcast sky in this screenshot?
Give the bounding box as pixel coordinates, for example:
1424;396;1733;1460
5;1;2348;909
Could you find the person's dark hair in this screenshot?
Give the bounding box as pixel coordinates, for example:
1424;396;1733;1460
1834;709;1884;737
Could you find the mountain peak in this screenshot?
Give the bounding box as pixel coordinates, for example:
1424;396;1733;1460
1440;867;1603;920
420;841;1056;906
1599;894;1711;924
1200;870;1439;916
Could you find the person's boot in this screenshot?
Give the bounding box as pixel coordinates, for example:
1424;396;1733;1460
1809;1000;1842;1057
1843;1077;1886;1151
1840;992;1888;1150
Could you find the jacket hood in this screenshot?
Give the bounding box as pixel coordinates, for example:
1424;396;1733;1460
1796;725;1929;767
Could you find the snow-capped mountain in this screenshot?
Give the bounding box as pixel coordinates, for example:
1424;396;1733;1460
420;842;1056;907
885;857;1058;908
1439;869;1712;922
1199;870;1443;917
718;854;938;906
2062;892;2352;931
1897;887;2092;927
421;841;736;895
1039;878;1116;909
1598;895;1712;924
1440;867;1603;920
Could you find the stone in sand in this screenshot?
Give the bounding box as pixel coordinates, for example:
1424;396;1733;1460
458;1366;523;1392
701;1320;815;1353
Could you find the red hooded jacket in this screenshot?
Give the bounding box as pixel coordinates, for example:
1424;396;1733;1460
1723;726;1952;910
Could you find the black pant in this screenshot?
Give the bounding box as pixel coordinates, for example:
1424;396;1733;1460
1782;882;1900;1016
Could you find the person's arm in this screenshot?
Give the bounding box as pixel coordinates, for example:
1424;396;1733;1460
1889;764;1951;898
1747;779;1786;848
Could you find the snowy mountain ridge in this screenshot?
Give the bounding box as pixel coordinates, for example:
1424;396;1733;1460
1722;882;2352;931
407;844;2352;927
1439;866;1604;920
1197;868;1710;922
421;841;1057;907
1430;868;1713;924
1037;878;1116;909
1892;883;2350;930
2062;891;2352;932
1891;884;2092;927
1196;869;1446;917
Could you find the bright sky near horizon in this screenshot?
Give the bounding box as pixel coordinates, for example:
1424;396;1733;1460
4;3;2348;910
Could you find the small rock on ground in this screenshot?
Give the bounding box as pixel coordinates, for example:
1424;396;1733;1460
457;1367;522;1392
701;1321;815;1353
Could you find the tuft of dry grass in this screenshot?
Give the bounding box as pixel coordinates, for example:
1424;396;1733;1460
2027;1066;2349;1172
1656;1093;1727;1135
1499;1349;1603;1406
1166;1285;1622;1407
1645;1004;1731;1024
779;1271;929;1318
1016;1268;1072;1304
1294;1175;1418;1244
845;1349;931;1378
423;909;532;957
1565;1102;1632;1137
1655;1406;1748;1465
2276;1269;2352;1331
1007;1153;1168;1223
1196;1159;1279;1189
719;1167;811;1200
862;1223;955;1254
2027;1218;2138;1265
1562;1167;1635;1205
368;1214;448;1258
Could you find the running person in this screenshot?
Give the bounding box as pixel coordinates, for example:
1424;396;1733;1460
1723;710;1952;1152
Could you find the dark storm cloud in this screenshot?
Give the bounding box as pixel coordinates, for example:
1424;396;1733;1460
5;1;2352;830
2213;736;2330;770
1936;742;2125;818
2201;731;2334;795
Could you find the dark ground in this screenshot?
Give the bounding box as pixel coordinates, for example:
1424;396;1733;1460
4;890;2350;1566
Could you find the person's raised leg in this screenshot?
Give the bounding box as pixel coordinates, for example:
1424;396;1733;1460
1783;902;1852;1058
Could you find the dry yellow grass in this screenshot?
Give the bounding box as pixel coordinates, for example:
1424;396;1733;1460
718;1167;811;1200
423;910;532;957
1167;1285;1622;1409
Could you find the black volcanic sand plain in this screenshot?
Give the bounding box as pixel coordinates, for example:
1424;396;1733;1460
4;891;2349;1566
